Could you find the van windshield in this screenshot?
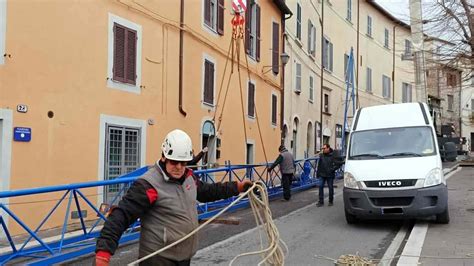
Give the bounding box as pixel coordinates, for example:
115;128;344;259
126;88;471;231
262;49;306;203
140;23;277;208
349;126;436;160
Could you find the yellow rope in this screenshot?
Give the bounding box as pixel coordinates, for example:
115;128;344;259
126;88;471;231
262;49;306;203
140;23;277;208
128;181;286;266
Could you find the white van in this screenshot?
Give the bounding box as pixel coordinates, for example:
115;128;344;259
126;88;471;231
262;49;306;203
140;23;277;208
343;102;449;224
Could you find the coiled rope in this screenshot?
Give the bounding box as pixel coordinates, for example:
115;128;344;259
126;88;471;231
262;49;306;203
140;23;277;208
128;181;287;266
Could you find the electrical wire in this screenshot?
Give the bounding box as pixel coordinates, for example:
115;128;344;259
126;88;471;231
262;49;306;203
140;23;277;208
127;181;287;266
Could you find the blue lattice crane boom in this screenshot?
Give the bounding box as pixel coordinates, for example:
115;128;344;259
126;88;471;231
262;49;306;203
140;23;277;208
341;48;356;156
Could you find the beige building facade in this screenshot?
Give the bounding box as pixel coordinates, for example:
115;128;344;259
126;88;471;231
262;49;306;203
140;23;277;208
283;0;415;159
0;0;290;233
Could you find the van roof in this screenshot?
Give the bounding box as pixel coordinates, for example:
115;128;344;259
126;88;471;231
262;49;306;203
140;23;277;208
353;102;431;131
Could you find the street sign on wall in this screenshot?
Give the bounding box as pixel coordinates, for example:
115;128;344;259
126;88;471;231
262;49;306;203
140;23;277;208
13;127;31;142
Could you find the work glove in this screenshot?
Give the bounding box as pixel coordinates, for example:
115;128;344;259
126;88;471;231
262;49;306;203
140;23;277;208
95;251;111;266
237;179;253;193
202;147;209;153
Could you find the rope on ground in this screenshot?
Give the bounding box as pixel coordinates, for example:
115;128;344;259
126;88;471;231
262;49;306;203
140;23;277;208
315;252;474;265
127;181;287;266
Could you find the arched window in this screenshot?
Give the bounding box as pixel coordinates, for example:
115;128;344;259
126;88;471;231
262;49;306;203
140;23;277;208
292;118;299;156
307;122;313;157
201;120;216;166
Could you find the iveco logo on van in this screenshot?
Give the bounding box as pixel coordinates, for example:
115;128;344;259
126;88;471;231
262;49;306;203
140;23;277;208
378;181;402;187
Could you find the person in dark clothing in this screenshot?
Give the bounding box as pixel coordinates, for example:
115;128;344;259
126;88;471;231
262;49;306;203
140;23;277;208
95;129;252;266
188;146;208;168
268;145;295;201
316;144;344;207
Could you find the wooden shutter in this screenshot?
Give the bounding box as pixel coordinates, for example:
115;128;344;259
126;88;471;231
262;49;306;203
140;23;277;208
312;26;316;56
113;23;126;83
126;28;137;85
256;4;261;61
248;82;255;117
272;95;277;125
245;5;251;54
217;0;224;35
204;0;211;26
272;22;279;74
204;60;214;105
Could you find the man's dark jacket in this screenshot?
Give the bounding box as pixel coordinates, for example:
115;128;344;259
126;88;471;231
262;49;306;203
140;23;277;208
316;148;344;178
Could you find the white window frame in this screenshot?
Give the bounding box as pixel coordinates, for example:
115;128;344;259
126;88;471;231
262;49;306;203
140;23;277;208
0;109;13;232
308;20;316;56
202;53;217;109
346;0;352;22
309;75;314;103
384;28;389;48
405;39;411;55
323;37;333;72
0;0;6;65
107;13;142;94
97;114;147;205
295;61;302;93
247;79;256;120
296;3;302;40
270;91;278;127
367;15;372;37
366;67;372;92
402;82;412;103
248;3;258;59
203;0;218;33
383;75;391;99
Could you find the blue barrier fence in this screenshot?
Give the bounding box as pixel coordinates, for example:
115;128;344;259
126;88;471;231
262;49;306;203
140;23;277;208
0;157;323;265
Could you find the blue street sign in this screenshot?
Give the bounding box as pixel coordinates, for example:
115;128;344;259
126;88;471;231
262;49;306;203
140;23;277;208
13;127;32;142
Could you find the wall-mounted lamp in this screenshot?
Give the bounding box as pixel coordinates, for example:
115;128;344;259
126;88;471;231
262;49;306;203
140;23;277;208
262;52;290;74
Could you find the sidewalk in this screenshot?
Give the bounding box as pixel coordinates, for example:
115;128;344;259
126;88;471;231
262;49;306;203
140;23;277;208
419;166;474;266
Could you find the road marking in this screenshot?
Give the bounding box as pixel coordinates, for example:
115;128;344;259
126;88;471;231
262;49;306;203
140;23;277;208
396;166;461;266
379;222;409;266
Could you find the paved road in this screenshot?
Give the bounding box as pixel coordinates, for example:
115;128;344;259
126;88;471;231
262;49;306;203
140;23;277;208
67;161;461;265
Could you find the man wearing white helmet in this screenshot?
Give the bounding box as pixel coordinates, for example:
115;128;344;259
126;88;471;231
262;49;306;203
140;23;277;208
95;129;253;266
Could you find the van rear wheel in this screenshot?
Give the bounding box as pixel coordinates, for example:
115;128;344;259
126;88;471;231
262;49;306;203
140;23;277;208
435;208;450;224
345;209;358;224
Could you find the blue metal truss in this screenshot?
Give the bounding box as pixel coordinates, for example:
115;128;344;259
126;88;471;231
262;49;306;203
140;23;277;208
0;158;321;265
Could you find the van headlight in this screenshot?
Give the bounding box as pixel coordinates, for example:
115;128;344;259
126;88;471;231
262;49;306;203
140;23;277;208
424;168;444;187
344;172;359;189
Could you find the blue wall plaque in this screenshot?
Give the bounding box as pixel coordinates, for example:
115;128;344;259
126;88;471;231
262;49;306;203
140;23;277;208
13;127;32;142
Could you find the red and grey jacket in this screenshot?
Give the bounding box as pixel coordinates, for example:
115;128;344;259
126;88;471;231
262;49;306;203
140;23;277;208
95;161;240;261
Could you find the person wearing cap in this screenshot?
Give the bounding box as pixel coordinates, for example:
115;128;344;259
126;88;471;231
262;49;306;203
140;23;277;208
95;129;253;266
267;145;295;201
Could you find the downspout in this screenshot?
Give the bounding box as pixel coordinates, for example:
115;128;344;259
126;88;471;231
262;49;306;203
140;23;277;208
179;0;187;116
392;24;396;103
319;0;325;147
280;12;293;145
356;0;360;108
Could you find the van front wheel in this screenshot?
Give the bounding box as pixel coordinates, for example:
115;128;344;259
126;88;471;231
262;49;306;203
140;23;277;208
345;209;358;224
435;208;450;224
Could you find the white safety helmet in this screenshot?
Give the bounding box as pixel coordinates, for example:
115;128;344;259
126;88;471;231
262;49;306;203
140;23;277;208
161;129;193;161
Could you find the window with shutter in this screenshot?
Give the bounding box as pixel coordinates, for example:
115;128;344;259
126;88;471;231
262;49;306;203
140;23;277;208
108;14;142;93
324;94;329;113
382;75;391;98
295;63;302;93
113;23;137;85
366;67;372;92
203;60;215;105
245;3;260;61
296;3;301;40
248;82;255;118
272;22;279;74
256;4;261;61
204;0;223;35
271;94;277;125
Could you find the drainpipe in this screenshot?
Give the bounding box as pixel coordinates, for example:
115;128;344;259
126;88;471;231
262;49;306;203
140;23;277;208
392;24;397;103
179;0;187;116
280;16;285;144
280;11;293;145
356;0;360;108
319;0;325;147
